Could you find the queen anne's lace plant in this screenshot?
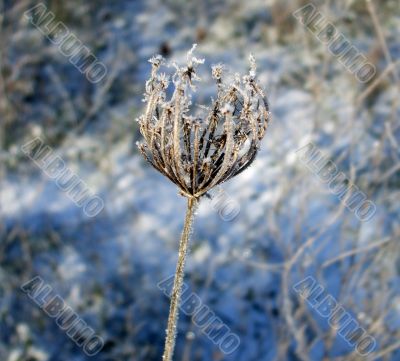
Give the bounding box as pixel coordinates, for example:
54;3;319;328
137;44;270;361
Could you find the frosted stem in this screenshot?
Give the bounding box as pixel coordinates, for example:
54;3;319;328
162;197;197;361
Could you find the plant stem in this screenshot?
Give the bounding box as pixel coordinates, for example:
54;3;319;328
162;197;197;361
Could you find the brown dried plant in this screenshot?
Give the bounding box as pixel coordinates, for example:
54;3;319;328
137;44;270;361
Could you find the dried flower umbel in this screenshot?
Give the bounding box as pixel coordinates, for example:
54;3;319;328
137;45;270;361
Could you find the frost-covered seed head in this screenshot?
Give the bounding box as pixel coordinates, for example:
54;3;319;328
137;45;270;199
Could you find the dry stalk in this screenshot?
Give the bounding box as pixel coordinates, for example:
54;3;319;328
136;44;270;361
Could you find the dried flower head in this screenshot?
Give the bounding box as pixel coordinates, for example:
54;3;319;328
137;44;270;199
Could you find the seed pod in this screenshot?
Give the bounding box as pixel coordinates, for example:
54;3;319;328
137;44;270;199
